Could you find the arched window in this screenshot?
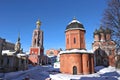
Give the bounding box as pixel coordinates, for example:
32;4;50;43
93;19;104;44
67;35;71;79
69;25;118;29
21;59;24;64
67;38;69;44
34;31;37;36
34;39;36;45
109;50;112;55
74;37;76;44
87;61;89;67
7;58;9;65
37;39;40;46
81;36;83;43
1;59;3;65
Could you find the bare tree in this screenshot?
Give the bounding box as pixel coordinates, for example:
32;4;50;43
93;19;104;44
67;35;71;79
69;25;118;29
102;0;120;52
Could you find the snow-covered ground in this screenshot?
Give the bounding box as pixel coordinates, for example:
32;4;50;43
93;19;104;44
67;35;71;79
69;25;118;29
50;66;120;80
0;65;120;80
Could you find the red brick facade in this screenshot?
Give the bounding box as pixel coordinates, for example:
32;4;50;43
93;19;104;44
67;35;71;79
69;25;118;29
66;30;85;50
60;18;94;75
93;27;116;67
29;20;44;65
60;53;94;74
46;49;60;56
30;48;39;55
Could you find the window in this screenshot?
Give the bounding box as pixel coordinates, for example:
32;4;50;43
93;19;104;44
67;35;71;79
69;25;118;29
34;31;37;36
37;39;40;46
34;39;36;45
87;61;89;67
109;50;112;55
1;59;3;65
21;59;24;64
81;38;83;43
7;58;9;65
74;37;76;44
67;38;69;44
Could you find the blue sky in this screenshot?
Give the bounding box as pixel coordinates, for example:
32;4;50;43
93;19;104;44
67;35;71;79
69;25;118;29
0;0;107;53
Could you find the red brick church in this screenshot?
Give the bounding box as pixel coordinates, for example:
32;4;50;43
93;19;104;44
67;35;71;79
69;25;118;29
92;27;116;67
60;18;94;75
29;20;44;65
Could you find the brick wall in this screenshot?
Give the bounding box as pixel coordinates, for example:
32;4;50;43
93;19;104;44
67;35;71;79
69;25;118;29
60;53;94;74
65;30;85;50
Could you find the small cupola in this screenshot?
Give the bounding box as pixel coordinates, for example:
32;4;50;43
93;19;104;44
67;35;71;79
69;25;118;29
99;26;105;33
105;28;111;34
94;29;99;35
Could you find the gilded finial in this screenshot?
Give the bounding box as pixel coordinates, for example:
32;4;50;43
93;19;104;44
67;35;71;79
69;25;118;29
36;19;41;29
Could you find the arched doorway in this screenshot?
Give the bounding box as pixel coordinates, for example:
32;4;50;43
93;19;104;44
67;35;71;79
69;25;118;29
73;66;77;75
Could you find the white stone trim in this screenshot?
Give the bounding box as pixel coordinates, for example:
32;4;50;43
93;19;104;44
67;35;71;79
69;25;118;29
65;28;85;32
60;49;93;54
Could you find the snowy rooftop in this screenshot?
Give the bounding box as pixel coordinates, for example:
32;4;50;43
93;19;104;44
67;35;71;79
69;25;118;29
17;53;28;58
68;18;82;25
2;50;28;57
66;18;85;32
2;50;16;56
60;49;93;54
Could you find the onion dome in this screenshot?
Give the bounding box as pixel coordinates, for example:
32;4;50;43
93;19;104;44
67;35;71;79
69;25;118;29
36;19;41;29
65;18;85;31
105;28;111;34
99;26;105;33
94;29;99;35
36;19;41;26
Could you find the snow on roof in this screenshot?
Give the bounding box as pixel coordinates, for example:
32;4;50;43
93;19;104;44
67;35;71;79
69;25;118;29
25;51;30;55
68;18;82;25
60;49;93;54
2;50;16;56
2;50;28;57
17;53;28;58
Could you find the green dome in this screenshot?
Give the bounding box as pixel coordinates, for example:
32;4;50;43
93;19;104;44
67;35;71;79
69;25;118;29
99;26;105;33
105;28;111;34
66;18;85;31
94;29;99;35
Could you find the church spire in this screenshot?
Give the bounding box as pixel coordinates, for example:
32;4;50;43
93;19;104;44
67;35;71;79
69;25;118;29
15;33;21;52
36;19;41;29
18;32;20;42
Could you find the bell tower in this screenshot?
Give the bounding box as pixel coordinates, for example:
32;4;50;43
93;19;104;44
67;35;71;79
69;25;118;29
29;19;44;65
31;20;43;48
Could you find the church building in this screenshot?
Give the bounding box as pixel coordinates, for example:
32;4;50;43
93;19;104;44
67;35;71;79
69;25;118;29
92;27;116;67
0;35;28;72
60;18;94;75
